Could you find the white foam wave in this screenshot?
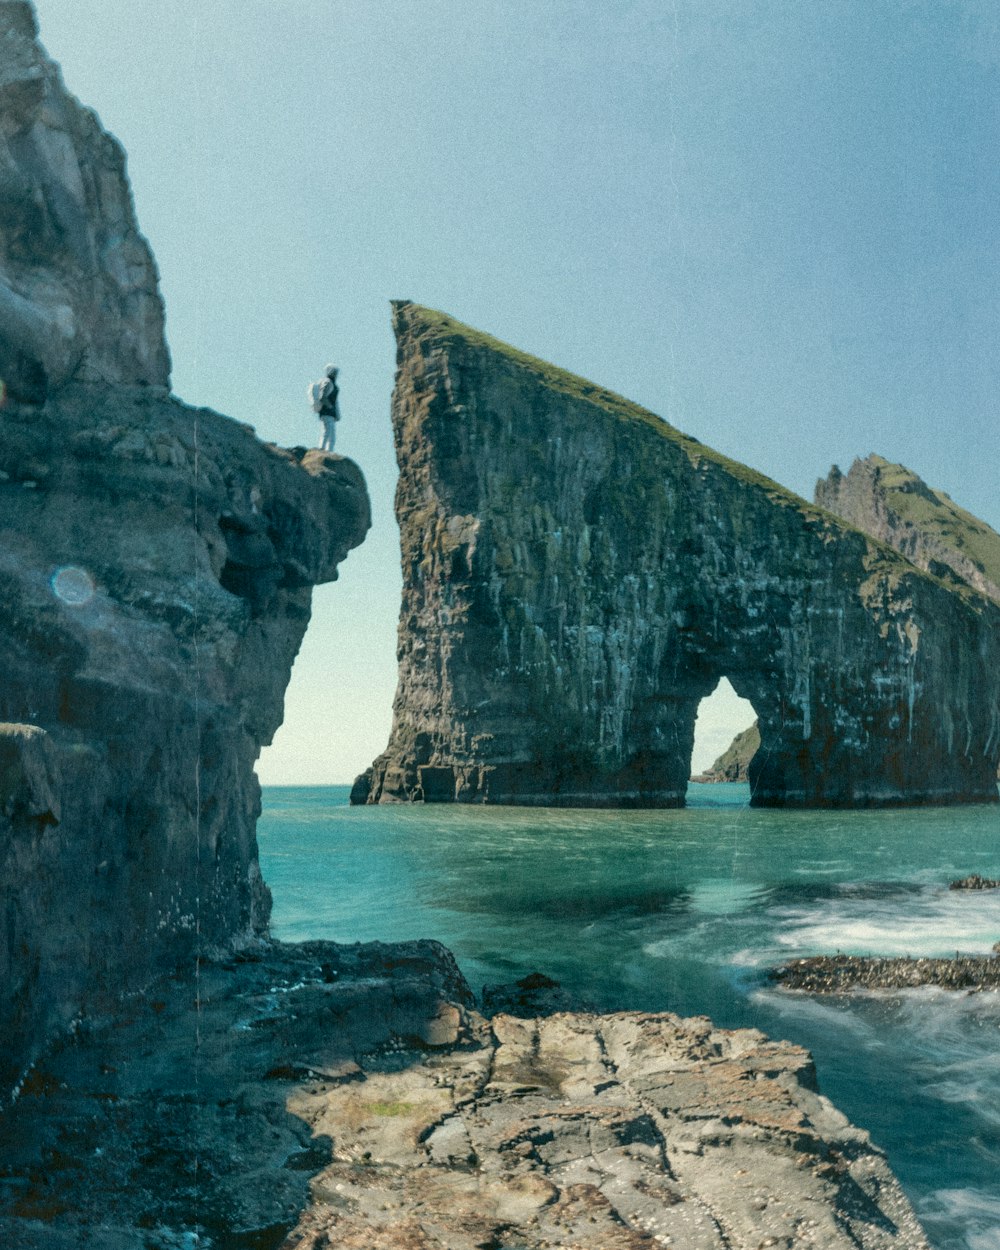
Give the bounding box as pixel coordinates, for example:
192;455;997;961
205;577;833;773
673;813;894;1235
748;986;881;1041
688;879;765;915
919;1188;1000;1250
768;887;1000;958
791;859;852;875
894;987;1000;1041
729;946;767;967
924;1081;1000;1130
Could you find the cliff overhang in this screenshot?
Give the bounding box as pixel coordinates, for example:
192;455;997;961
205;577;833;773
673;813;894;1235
0;2;371;1092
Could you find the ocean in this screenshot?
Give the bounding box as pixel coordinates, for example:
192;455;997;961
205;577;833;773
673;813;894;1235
259;783;1000;1250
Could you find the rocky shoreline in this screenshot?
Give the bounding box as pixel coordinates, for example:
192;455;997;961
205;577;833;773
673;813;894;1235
0;8;978;1248
772;950;1000;994
1;938;930;1250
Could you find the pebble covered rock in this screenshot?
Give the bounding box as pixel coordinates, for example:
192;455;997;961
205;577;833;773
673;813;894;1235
772;951;1000;993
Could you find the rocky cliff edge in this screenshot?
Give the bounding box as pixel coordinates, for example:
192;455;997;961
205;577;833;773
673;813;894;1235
0;1;371;1093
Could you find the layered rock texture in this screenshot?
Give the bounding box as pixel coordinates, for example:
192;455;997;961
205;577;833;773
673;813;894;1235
0;3;370;1092
773;950;1000;994
816;454;1000;607
0;938;929;1250
0;0;169;402
357;303;1000;809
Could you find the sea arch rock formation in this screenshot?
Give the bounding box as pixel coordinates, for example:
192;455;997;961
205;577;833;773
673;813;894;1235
356;302;1000;808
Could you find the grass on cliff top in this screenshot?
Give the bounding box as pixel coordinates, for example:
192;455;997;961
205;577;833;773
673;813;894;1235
864;454;1000;595
401;303;832;522
399;304;992;609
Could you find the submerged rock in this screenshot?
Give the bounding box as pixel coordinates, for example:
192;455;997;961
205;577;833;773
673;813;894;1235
949;875;1000;891
0;940;929;1250
481;970;587;1017
0;4;371;1093
359;302;1000;809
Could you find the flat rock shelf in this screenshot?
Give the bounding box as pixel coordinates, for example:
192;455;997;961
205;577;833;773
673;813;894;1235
1;940;929;1250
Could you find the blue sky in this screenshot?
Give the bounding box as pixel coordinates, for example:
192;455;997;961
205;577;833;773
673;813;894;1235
36;1;1000;782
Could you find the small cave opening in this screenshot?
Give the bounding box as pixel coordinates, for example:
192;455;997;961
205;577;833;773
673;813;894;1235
687;677;759;802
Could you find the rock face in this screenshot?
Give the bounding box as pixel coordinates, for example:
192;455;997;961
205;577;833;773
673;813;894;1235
0;4;370;1094
357;303;1000;809
816;455;1000;607
0;938;929;1250
693;720;759;784
706;456;1000;789
0;1;169;402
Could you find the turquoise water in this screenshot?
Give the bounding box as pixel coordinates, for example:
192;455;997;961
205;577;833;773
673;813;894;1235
259;783;1000;1250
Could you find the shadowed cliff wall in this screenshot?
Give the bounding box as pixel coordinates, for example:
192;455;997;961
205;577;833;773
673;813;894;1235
0;3;371;1091
356;302;1000;810
0;0;169;402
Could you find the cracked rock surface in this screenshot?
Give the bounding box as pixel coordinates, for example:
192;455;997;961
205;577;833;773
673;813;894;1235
1;941;928;1249
288;1008;927;1250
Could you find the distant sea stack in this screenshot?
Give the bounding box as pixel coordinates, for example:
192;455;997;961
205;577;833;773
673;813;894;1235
0;2;370;1091
692;721;760;784
816;455;1000;606
355;303;1000;809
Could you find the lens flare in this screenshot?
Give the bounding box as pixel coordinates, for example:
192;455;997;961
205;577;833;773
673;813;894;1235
51;565;95;606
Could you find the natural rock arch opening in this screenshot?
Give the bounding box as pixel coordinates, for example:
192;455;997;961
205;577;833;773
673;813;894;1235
689;678;758;787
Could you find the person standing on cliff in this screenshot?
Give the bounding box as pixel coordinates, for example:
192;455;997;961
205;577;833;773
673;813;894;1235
309;364;340;451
